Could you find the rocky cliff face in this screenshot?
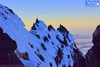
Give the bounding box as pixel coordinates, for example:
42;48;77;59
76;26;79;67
86;25;100;67
73;48;87;67
0;27;24;66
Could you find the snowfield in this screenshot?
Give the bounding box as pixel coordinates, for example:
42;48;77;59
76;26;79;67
0;4;85;67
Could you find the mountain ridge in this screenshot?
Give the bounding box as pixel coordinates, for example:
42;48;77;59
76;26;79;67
0;4;99;67
0;4;85;67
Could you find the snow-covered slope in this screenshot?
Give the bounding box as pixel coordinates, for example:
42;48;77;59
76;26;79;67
0;4;85;67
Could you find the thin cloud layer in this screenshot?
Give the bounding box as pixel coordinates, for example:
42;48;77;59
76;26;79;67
73;34;93;55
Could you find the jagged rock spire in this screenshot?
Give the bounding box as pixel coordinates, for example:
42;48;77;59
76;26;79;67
57;24;69;34
36;18;39;23
31;18;39;30
47;25;55;31
31;23;36;30
31;18;47;31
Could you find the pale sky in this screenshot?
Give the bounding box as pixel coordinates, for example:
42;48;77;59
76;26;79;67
0;0;100;34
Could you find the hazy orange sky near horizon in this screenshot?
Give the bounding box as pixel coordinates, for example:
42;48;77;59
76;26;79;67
24;18;100;35
1;0;100;35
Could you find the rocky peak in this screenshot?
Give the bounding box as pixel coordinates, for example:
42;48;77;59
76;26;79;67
36;18;39;23
57;24;69;34
47;25;55;31
31;18;47;31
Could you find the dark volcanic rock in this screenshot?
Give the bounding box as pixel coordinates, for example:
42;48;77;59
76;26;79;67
54;47;63;66
0;27;24;66
31;18;39;30
57;24;69;34
36;18;39;23
73;48;87;67
86;25;100;67
16;50;30;61
43;36;49;42
47;25;55;31
92;25;100;45
72;25;100;67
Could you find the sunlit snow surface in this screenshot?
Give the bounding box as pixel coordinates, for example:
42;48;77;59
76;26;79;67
0;4;84;67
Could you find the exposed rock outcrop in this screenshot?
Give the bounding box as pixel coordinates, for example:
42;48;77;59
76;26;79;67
47;25;55;31
86;25;100;67
73;48;87;67
16;50;30;61
0;27;24;66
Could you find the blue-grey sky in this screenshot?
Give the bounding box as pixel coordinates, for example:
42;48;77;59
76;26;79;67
0;0;100;34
